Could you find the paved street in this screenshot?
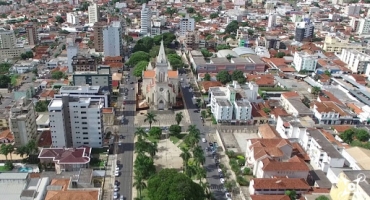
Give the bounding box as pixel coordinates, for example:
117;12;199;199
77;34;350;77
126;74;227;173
180;73;226;200
114;69;136;200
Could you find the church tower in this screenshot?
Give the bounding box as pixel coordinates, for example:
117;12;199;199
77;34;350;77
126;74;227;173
155;40;171;83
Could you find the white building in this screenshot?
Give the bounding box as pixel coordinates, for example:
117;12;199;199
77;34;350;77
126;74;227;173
293;51;319;72
103;21;122;57
68;0;78;5
66;12;80;25
66;42;78;73
344;4;362;17
88;3;99;24
254;46;270;58
340;49;370;73
140;3;152;36
294;18;314;42
9;97;38;147
267;13;277;30
48;95;104;148
357;18;370;35
208;81;256;123
179;14;195;36
55;86;110;107
311;101;357;125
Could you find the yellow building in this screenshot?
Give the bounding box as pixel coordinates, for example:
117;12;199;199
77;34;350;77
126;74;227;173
323;35;366;53
330;170;370;200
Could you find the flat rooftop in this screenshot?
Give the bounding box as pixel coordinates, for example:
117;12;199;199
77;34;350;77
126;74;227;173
36;113;50;125
209;87;227;97
308;129;343;159
49;99;63;108
216;99;232;107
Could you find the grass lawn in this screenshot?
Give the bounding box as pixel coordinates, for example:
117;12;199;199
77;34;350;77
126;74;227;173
147;136;159;143
178;141;188;149
169;136;180;144
0;166;9;172
91;160;105;167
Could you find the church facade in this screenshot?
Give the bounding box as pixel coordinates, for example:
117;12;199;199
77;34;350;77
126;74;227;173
141;40;179;110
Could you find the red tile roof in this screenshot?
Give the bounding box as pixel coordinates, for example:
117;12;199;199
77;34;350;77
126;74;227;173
0;129;13;143
251;178;310;190
249;139;292;160
38;146;91;164
261;156;310;171
38;130;52;147
250;195;291;200
112;80;119;87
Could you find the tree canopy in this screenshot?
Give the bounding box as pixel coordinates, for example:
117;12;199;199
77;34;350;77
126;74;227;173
133;61;149;77
51;71;64;80
231;70;245;84
0;63;11;74
315;196;330;200
200;48;213;58
204;73;211;81
340;128;370;143
0;75;10;88
149;45;176;58
127;51;150;67
132;37;154;53
187;7;195;13
210;13;219;19
147;168;204;200
153;32;176;46
225;20;239;34
216;70;231;84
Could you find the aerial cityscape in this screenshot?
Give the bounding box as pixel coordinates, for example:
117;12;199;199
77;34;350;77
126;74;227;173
0;0;370;200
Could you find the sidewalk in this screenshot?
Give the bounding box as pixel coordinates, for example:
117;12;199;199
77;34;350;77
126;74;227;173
102;155;117;200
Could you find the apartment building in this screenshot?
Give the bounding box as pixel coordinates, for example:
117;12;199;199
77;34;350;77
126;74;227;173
344;4;362;17
330;170;370;200
103;21;122;57
185;31;200;49
0;28;25;59
280;92;313;117
88;3;99;24
340;49;370;73
294;18;314;42
55;86;110;107
48;94;104;148
293;51;319;72
179;14;195;36
71;54;100;71
140;3;151;36
73;65;112;92
9;97;37;147
323;35;366;53
357;18;370;35
93;22;106;53
311;101;358;125
208;81;257;123
66;12;80;25
25;23;37;46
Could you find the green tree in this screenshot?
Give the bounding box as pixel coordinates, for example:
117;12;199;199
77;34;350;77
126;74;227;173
16;146;28;158
149;45;176;58
225;20;239;34
193;146;205;165
133;37;154;53
315;195;330;200
135;136;149;154
134;153;156;179
4;161;13;170
179;147;191;174
210;13;219;19
135;127;148;138
133;175;147;199
195;166;207;182
51;71;64;79
216;70;231;84
148;127;162;139
127;51;150;67
35;101;50;112
133;61;148;77
55;16;64;23
166;8;178;18
26;139;38;156
147;169;204;200
216;44;230;51
224;180;237;192
187;7;195;13
169;125;182;137
175;112;183;125
231;70;245;83
0;75;11;88
0;144;11;160
0;63;12;74
276;52;286;58
285;190;297;200
146;142;158;158
167;54;184;70
340;128;355;144
355;129;370;142
324;70;332;77
144;112;157;128
204;73;211;81
201;110;207;119
311;86;321;95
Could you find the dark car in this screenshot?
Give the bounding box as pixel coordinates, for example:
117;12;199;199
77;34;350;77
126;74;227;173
115;180;120;186
130;82;134;84
219;173;224;178
209;142;213;147
193;110;199;113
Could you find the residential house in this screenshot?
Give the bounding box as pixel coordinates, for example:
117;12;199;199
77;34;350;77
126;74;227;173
281;91;313;117
0;129;13;143
38;146;91;174
250;195;291;200
311;101;359;125
257;124;281;139
249;178;310;195
330;170;370;200
102;107;114;126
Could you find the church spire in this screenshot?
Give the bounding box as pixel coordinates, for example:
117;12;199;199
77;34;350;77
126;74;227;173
156;39;167;64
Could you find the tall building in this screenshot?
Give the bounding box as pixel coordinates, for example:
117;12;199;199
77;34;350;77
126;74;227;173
267;13;277;30
140;3;152;36
25;23;37;46
141;40;179;110
73;65;112;92
294;18;314;42
48;94;104;148
66;13;80;25
93;22;106;52
340;49;370;73
0;28;16;49
293;51;319;72
103;21;122;57
72;54;100;71
179;14;195;36
88;3;99;24
9;97;37;147
344;4;362;16
66;42;78;73
357;18;370;35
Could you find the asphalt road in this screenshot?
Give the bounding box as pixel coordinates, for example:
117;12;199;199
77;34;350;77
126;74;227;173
115;69;136;200
180;73;226;200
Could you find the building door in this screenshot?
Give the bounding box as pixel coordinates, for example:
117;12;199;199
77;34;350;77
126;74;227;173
158;100;164;110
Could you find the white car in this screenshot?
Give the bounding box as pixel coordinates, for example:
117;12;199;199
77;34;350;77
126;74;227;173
113;192;118;199
202;138;206;143
225;192;231;198
220;178;225;184
115;171;119;177
218;168;222;173
120;196;124;200
116;167;120;171
114;186;119;192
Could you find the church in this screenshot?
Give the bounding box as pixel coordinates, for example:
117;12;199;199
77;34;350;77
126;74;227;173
141;40;179;110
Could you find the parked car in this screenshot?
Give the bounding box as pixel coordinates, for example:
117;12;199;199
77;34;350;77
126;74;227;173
115;180;119;186
115;171;119;177
220;178;225;184
113;192;118;199
209;142;213;147
202;138;206;143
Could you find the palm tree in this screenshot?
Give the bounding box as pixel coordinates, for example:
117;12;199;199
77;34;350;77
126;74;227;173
135;137;148;154
147;142;158;158
175;112;183;125
135;127;147;138
16;146;27;158
179;147;191;173
7;144;14;160
193;146;205;165
144;112;157;128
26;139;38;156
0;144;10;160
133;175;147;199
187;125;198;134
195;166;207;182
